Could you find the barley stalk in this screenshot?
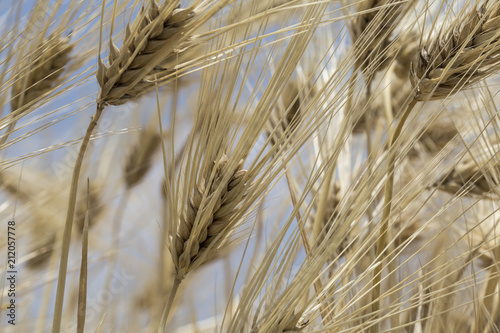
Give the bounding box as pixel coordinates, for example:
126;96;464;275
76;180;90;333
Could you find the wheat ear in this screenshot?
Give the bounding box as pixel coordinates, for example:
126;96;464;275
173;154;247;278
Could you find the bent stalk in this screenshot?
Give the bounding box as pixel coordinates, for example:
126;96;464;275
52;103;104;333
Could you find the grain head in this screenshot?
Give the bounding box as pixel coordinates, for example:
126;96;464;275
97;1;195;106
265;81;304;148
171;154;248;279
410;1;500;100
351;0;414;73
124;128;161;188
11;36;73;111
433;151;500;196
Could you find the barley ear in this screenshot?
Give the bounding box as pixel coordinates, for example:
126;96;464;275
124;128;161;188
11;36;73;111
410;2;500;101
98;2;195;106
172;155;248;280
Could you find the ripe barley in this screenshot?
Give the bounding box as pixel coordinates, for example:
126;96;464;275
11;36;73;111
97;1;195;106
172;154;248;279
410;1;500;101
124;128;161;188
350;0;414;74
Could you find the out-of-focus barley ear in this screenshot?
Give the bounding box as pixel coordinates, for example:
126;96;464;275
410;1;500;101
124;128;161;188
391;31;419;80
432;151;500;196
252;311;307;333
1;36;73;147
353;30;417;133
264;81;305;148
310;181;341;244
97;1;195;106
408;119;458;158
10;36;73;111
25;231;57;269
74;183;104;235
350;0;415;77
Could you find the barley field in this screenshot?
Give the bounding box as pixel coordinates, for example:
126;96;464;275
1;0;500;332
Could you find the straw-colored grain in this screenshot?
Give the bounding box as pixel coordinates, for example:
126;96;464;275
124;128;161;188
410;1;500;101
433;151;500;196
97;1;195;106
11;36;73;111
265;82;303;147
350;0;414;73
172;154;248;279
